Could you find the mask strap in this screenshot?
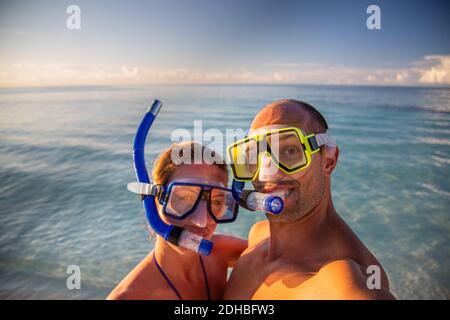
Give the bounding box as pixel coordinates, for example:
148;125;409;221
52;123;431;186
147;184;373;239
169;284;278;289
308;132;337;151
127;182;163;197
316;132;337;148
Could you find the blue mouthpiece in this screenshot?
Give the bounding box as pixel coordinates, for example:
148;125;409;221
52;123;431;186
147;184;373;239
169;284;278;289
263;195;284;214
199;239;213;256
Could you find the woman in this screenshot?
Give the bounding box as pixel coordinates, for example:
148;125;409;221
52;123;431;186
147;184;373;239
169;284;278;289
108;141;247;300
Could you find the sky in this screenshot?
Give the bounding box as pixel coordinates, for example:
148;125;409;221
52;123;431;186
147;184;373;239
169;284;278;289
0;0;449;87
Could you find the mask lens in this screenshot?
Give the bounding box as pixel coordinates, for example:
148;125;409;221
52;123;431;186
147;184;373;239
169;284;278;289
229;139;259;180
268;130;307;170
210;188;237;221
166;185;202;217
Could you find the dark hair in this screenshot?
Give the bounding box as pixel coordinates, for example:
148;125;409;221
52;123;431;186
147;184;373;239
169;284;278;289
292;100;329;133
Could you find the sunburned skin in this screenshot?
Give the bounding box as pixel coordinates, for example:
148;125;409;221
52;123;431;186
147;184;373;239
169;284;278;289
108;164;247;300
224;99;396;300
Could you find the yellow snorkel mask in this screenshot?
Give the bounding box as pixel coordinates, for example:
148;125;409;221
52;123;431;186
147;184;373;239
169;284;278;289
227;126;337;182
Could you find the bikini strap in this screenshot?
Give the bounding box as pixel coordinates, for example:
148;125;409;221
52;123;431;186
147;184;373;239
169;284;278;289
153;252;183;300
153;252;211;300
199;256;211;300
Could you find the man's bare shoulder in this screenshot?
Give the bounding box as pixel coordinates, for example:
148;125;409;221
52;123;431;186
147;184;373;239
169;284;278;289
228;231;269;281
247;220;270;249
224;234;270;299
296;259;396;300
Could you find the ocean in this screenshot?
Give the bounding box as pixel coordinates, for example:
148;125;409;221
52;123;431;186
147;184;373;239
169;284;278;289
0;84;449;299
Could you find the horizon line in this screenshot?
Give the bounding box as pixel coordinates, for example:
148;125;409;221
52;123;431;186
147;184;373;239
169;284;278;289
1;82;449;91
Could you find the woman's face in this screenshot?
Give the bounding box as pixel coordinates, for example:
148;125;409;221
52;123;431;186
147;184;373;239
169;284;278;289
157;164;227;240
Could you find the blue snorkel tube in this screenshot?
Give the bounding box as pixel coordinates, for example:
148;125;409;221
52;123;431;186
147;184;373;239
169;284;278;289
132;99;213;256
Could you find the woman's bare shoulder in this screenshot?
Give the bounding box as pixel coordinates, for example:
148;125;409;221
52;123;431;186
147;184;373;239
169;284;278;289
210;234;247;266
107;252;164;300
211;234;247;253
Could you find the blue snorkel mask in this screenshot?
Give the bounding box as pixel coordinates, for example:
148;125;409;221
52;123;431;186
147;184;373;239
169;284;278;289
128;99;213;256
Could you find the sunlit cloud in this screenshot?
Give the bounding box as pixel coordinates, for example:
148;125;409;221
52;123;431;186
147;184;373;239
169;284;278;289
418;55;450;84
1;54;449;88
260;55;450;86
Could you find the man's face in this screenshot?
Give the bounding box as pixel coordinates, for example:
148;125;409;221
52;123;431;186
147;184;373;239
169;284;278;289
249;124;326;223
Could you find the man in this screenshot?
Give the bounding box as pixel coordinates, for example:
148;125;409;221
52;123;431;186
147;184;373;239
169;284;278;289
224;99;395;300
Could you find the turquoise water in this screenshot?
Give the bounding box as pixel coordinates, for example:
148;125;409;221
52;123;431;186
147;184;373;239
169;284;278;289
0;85;449;299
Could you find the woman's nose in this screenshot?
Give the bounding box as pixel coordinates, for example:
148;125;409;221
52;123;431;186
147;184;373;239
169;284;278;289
189;200;208;228
258;153;283;181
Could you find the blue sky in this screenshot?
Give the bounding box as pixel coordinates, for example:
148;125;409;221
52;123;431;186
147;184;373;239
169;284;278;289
0;0;449;87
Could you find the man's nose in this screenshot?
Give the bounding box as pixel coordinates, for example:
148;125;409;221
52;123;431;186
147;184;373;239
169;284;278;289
258;153;283;181
189;200;208;228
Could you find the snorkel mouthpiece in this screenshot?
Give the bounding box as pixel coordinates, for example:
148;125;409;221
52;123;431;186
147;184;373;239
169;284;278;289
164;226;212;255
132;99;213;255
238;190;284;214
178;230;213;256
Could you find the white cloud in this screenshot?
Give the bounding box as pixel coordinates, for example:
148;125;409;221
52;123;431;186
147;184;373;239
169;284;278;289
1;54;449;88
0;64;284;87
418;55;450;84
260;55;450;86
